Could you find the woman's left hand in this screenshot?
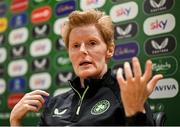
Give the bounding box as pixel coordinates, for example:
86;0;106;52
116;57;163;117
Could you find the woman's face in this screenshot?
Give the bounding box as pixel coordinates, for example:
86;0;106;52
68;25;113;79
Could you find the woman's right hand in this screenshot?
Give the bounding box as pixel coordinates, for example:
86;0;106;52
10;90;49;126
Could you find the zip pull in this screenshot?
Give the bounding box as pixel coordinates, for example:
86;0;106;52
76;105;81;115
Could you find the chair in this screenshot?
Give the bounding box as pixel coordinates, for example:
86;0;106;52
153;112;166;126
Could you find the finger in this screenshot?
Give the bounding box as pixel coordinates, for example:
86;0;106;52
124;62;133;81
132;57;142;79
116;68;126;90
24;104;39;112
143;60;152;82
26;95;45;104
25;100;43;111
147;74;163;93
28;90;49;97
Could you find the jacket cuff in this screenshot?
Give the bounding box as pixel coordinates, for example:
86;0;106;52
125;112;147;126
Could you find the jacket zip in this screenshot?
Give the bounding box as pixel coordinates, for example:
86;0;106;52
68;81;89;115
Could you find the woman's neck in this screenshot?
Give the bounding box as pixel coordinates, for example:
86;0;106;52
80;64;108;88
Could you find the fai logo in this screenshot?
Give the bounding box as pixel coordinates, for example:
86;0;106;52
8;27;28;45
10;13;28;28
56;38;65;50
114;22;138;40
110;1;138;23
91;100;110;115
113;42;139;61
10;45;26;58
143;13;175;36
0;48;7;63
31;6;52;24
0;18;8;33
0;1;8;16
32;24;50;38
55;0;76;17
56;72;74;86
10;0;28;13
29;72;51;90
152;56;178;77
8;77;26;92
144;0;174;14
0;79;6;95
8;59;28;77
150;78;178;99
32;57;49;71
30;38;52;57
0;34;5;45
145;35;176;56
80;0;106;10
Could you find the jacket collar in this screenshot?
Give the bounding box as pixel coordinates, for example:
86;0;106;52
69;69;118;96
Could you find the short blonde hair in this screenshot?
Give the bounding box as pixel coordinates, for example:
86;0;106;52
61;10;114;48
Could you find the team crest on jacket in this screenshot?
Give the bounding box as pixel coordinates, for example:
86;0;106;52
91;100;110;115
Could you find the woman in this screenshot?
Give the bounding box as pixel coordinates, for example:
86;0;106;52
10;10;163;126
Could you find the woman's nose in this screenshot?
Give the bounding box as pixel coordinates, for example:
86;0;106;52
80;43;88;54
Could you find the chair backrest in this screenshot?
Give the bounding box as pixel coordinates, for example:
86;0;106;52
153;112;166;126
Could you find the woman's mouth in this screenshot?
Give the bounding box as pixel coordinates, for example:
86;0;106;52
79;61;92;66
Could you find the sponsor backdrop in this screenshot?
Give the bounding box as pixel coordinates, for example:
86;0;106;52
0;0;179;125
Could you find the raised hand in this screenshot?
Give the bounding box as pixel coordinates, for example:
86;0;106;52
10;90;49;126
116;57;163;117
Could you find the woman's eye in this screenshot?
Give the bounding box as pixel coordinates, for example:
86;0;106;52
73;44;80;48
89;41;97;46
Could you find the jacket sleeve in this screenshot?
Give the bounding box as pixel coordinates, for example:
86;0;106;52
125;102;155;126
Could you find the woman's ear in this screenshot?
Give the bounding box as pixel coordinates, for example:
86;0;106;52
106;43;115;59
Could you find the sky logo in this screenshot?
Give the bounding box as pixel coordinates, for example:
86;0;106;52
10;13;27;28
113;42;139;61
110;1;138;23
116;7;131;17
29;72;51;90
150;20;167;30
30;38;52;57
80;0;106;10
8;27;28;45
8;59;28;77
8;77;26;92
143;13;175;36
55;0;76;17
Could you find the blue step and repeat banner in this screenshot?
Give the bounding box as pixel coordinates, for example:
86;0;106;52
0;0;179;125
